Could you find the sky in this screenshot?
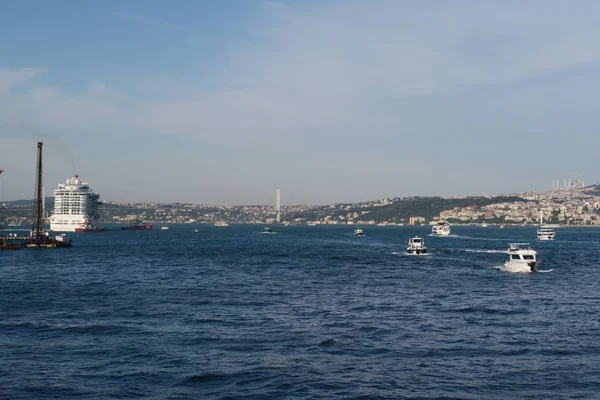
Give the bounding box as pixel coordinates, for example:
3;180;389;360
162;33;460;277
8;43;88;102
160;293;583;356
1;0;599;205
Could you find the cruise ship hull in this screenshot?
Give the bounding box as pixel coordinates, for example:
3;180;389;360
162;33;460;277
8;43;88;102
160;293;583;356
50;215;94;232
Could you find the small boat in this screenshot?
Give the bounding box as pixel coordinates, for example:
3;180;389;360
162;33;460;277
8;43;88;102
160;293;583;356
193;228;198;233
353;228;365;236
505;243;537;272
481;222;488;228
122;217;152;230
160;226;169;230
75;220;105;233
406;236;427;254
499;225;505;229
431;221;451;236
537;211;556;240
214;221;229;227
75;225;105;232
263;226;273;234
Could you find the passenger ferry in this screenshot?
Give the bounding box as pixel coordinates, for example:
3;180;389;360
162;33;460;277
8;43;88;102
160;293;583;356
431;221;451;236
537;211;556;240
49;174;102;232
537;228;556;240
505;243;537;273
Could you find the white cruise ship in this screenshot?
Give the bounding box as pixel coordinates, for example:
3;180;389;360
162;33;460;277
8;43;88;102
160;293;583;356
49;174;102;232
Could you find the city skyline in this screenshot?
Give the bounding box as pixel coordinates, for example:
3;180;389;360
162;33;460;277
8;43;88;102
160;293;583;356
1;1;599;204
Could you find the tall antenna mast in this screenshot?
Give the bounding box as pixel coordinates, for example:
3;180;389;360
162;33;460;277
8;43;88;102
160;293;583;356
276;188;281;223
32;141;45;243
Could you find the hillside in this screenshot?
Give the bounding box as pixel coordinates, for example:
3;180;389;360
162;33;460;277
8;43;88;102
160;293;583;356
356;196;528;222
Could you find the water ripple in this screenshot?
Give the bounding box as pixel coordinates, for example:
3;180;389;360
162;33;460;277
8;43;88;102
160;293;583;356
2;225;600;399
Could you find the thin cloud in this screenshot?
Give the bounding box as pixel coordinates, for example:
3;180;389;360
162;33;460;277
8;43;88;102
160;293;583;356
0;67;46;93
1;1;600;203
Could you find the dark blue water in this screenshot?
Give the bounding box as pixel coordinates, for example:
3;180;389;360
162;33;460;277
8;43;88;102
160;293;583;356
2;225;600;399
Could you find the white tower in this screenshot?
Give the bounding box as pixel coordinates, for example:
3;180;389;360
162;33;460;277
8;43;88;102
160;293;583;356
276;188;281;223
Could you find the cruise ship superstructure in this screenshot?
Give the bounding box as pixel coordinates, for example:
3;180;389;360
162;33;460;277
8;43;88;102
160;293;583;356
49;174;102;232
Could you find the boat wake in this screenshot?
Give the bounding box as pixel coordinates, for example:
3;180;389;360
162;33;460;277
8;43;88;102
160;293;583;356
447;235;500;241
491;265;553;274
427;234;460;238
392;251;431;256
491;265;528;274
464;249;507;254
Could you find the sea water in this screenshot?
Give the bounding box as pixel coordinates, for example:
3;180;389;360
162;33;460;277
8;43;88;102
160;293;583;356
1;225;599;399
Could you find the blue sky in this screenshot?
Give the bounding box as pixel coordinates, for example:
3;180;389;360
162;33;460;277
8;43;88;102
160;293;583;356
1;0;599;204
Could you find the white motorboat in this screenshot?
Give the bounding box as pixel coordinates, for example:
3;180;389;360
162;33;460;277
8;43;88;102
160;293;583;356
263;226;273;234
431;221;451;236
160;226;169;230
193;228;198;233
407;237;427;254
537;228;556;240
505;243;537;273
353;228;365;236
537;211;555;240
214;221;229;227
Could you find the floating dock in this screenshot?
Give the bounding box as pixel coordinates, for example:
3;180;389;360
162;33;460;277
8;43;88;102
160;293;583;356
1;237;23;250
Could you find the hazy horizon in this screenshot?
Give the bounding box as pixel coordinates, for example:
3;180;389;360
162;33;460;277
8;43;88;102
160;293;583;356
1;1;599;204
2;182;590;208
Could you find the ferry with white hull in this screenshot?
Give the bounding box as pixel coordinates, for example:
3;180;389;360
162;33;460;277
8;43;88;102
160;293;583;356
431;221;451;236
49;174;102;232
537;211;556;240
